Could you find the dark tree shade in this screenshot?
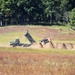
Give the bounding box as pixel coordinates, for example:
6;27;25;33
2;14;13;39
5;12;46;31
0;0;75;26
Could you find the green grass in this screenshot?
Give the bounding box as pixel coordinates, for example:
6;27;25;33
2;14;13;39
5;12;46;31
0;30;75;45
53;40;75;44
0;32;24;44
0;31;41;45
50;25;75;34
50;25;69;30
0;47;75;55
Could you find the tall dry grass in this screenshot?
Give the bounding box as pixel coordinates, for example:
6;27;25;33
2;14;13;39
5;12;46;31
0;56;75;75
0;64;75;75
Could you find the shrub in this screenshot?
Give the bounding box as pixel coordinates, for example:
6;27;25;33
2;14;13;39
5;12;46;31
69;8;75;27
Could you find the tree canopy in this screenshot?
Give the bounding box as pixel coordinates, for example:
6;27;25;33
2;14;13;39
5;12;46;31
69;8;75;27
0;0;75;26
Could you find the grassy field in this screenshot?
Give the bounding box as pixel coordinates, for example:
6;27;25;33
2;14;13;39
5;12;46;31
0;47;75;55
0;25;75;45
0;32;29;44
0;26;75;75
0;47;75;75
0;31;75;45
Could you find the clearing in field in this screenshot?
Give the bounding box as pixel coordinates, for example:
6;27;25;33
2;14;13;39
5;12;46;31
0;26;75;50
0;26;75;75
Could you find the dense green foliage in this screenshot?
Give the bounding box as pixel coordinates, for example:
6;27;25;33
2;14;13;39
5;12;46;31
0;0;75;26
69;8;75;27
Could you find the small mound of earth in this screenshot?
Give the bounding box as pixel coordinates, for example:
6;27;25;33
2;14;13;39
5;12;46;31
30;42;43;48
65;43;73;50
56;43;66;49
42;41;54;48
72;44;75;50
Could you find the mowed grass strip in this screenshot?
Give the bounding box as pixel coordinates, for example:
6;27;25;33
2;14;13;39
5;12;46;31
0;47;75;55
0;31;40;45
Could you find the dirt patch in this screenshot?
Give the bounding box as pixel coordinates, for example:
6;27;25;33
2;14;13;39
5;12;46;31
56;43;66;49
42;41;54;48
30;42;43;48
65;43;73;50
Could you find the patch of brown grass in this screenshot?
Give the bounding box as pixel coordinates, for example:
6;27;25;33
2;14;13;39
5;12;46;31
0;52;75;75
0;63;75;75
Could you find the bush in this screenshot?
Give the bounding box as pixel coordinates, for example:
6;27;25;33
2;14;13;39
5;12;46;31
69;8;75;27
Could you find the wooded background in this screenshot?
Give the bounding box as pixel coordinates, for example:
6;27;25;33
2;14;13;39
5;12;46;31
0;0;75;26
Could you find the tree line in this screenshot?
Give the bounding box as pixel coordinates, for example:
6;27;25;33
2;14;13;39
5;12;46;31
0;0;75;26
